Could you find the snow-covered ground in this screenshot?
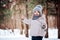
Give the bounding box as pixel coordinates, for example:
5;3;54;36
0;29;60;40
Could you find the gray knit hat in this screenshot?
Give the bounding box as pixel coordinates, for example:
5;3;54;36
32;5;43;20
33;5;43;16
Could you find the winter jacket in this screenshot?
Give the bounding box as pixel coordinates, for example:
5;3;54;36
22;14;47;37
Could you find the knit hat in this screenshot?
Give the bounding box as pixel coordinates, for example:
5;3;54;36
32;5;43;20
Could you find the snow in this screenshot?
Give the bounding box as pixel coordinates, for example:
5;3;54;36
0;29;60;40
48;28;58;38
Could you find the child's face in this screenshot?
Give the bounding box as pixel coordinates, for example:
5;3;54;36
34;11;40;16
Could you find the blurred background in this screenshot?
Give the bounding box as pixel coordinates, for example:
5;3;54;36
0;0;59;40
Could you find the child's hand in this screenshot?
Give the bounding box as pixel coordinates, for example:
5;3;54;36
20;15;25;20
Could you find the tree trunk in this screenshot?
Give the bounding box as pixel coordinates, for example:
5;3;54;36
25;0;29;37
58;1;60;38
